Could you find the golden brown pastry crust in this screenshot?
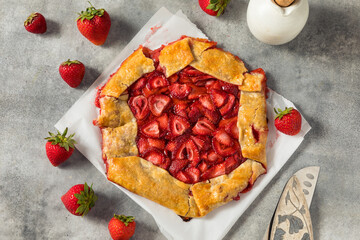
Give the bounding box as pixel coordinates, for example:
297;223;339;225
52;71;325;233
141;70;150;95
101;47;155;98
98;37;268;218
159;38;194;77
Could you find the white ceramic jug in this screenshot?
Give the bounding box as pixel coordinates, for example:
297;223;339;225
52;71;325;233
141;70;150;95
247;0;309;45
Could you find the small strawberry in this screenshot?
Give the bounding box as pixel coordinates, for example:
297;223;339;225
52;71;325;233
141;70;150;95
61;183;97;216
77;2;111;46
274;107;302;136
59;59;85;88
108;214;136;240
24;13;47;34
198;0;231;17
45;127;76;166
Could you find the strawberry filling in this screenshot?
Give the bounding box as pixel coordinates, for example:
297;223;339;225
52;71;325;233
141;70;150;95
127;62;246;183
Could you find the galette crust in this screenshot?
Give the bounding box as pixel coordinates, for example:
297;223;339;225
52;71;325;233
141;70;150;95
101;47;155;98
98;37;268;218
159;38;194;77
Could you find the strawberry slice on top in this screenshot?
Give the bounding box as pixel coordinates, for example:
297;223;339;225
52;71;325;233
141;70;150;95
149;94;171;116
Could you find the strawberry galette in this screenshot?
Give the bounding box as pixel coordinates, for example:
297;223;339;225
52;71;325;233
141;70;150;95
94;36;268;218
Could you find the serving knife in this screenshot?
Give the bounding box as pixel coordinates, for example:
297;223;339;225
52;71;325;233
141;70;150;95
263;166;320;240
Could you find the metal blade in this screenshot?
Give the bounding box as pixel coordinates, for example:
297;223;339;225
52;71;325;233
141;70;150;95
262;166;320;240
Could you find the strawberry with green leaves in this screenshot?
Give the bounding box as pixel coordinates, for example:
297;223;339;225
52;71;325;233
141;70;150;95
61;182;97;216
198;0;231;16
108;214;136;240
77;2;111;45
59;59;85;88
45;127;76;166
274;107;302;136
24;13;47;34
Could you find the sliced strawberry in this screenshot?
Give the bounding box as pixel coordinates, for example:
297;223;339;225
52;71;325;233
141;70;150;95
210;89;228;107
188;85;207;100
142;85;156;97
212;138;239;157
188;103;203;123
190;74;214;83
176;171;191;183
178;75;193;84
198;161;208;173
190;135;211;151
181;67;204;76
219;94;235;116
192;118;216;135
168;74;179;83
205;80;222;92
199;95;215;111
224;155;240;174
203;108;220;124
149;74;169;89
144;149;165;166
131;77;147;91
173;101;189;119
169;159;188;175
156;114;169;130
224;117;239;139
201;163;226;180
186;139;200;166
149;94;171;116
223;99;239;119
214;129;233;146
169;83;192;99
194;80;208;87
136;136;150;156
206;151;224;165
141;120;160;138
147;138;165;150
128;95;149;120
185;167;201;183
170;116;190;137
222;82;239;96
158;157;171;170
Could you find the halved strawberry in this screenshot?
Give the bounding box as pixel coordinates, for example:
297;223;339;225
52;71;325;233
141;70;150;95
147;138;165;150
188;85;207;100
144;149;165;166
185;167;201;183
128;95;149;120
213;129;233;146
173;101;189;119
192;118;215;135
219;94;235;116
156;114;169;130
201;163;226;180
222;82;239;96
176;171;191;183
210;89;228;107
224;155;240;174
190;135;211;151
212;138;239;157
199;95;215;111
149;74;169;89
170;116;190;137
169;83;192;99
131;77;147;91
206;151;224;165
136;136;150;156
169;159;188;175
168;74;179;83
149;94;171;116
141;120;160;138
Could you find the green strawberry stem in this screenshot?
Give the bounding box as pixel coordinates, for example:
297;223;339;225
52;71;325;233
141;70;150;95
24;13;38;26
61;59;81;66
74;182;98;216
45;127;76;151
114;214;135;226
77;1;105;21
206;0;231;17
274;107;294;120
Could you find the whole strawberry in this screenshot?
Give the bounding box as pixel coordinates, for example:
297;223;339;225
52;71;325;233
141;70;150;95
108;214;136;240
77;2;111;45
198;0;231;16
24;12;47;34
45;127;76;166
61;183;97;216
59;59;85;88
274;107;302;136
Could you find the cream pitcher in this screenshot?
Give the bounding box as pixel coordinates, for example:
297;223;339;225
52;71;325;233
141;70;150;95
247;0;309;45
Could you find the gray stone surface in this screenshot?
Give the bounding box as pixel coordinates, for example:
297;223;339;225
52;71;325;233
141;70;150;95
0;0;359;239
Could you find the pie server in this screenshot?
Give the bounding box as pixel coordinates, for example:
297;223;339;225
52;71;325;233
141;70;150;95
262;166;320;240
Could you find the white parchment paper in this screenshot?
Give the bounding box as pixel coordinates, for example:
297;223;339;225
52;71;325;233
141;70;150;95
55;7;311;240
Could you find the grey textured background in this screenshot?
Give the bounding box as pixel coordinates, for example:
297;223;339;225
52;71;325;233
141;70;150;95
0;0;359;239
